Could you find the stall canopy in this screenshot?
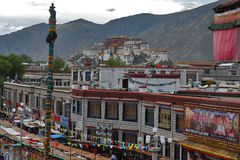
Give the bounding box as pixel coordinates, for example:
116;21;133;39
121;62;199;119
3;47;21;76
0;126;20;136
29;120;45;128
51;129;62;134
50;134;64;139
180;140;239;160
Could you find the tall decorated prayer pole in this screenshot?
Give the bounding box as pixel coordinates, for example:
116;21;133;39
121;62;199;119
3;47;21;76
45;3;57;159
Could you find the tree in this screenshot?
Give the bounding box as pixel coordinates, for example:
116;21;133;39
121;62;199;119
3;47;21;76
20;54;33;63
106;56;126;66
0;53;32;81
63;64;71;73
7;54;26;79
0;54;32;106
53;57;71;73
0;76;5;89
0;59;12;77
53;57;65;72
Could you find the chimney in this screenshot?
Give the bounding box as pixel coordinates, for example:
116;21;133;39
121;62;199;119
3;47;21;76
139;85;147;92
82;83;89;90
71;83;79;89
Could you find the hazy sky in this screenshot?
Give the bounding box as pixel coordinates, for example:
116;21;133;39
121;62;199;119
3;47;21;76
0;0;218;35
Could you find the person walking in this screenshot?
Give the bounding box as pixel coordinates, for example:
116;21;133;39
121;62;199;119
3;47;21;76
4;151;9;160
111;153;117;160
0;153;4;160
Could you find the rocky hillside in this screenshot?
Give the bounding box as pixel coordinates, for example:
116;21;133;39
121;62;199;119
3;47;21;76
0;0;224;61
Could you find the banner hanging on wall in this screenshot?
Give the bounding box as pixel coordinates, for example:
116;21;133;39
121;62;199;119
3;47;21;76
185;106;239;143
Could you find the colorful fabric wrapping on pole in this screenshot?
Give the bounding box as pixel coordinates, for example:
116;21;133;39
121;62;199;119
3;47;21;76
45;3;57;159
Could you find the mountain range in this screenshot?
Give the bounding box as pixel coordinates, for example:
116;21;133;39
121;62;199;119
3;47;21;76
0;0;224;61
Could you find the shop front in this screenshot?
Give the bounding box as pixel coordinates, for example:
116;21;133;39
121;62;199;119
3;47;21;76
181;103;240;160
180;140;239;160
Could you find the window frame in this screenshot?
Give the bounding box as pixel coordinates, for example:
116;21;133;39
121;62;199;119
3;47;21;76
174;143;180;160
85;71;91;81
165;140;171;157
105;101;119;120
122;102;138;122
145;108;154;127
72;71;78;81
64;102;71;118
25;94;29;105
36;96;40;109
87;101;101;118
72;100;76;114
175;113;184;133
55;79;62;86
158;107;171;130
56;100;63;115
203;68;210;74
77;100;82;115
122;131;137;144
42;98;46;110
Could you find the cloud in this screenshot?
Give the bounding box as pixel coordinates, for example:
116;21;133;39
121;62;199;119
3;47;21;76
0;0;218;35
27;2;48;7
0;22;24;35
180;2;200;11
106;8;116;12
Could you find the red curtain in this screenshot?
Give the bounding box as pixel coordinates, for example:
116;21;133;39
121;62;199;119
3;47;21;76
213;28;240;62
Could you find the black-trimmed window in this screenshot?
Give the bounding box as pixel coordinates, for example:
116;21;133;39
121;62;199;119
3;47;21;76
64;102;71;118
73;100;82;115
165;140;170;157
8;91;11;100
42;98;46;110
88;101;101;118
123;103;137;122
64;81;70;86
55;79;62;86
203;68;210;74
112;130;119;144
77;100;82;115
56;101;63;115
231;70;237;76
72;100;76;114
72;71;78;81
174;143;180;160
159;107;171;130
13;92;17;103
182;147;187;160
122;131;137;144
87;128;97;142
3;90;7;98
85;71;91;81
145;108;154;127
25;94;29;105
19;92;23;103
176;113;184;133
36;97;40;109
105;102;118;120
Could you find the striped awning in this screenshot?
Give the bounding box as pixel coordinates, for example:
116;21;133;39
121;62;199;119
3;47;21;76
180;140;239;160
